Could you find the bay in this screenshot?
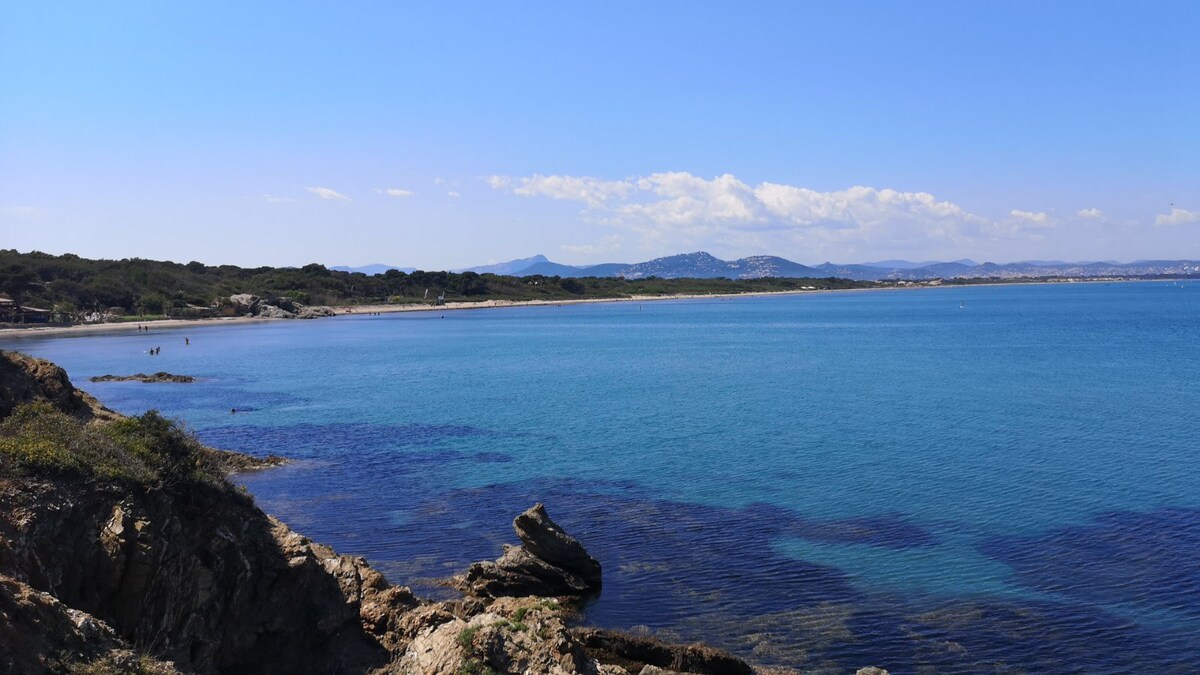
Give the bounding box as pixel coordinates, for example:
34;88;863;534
7;282;1199;672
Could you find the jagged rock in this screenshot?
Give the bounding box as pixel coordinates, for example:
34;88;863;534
457;503;602;598
856;668;889;675
89;372;195;383
297;305;336;319
0;475;408;673
0;574;180;674
0;350;117;421
394;598;602;675
516;503;603;586
203;448;289;474
572;628;754;675
256;304;295;319
225;294;335;320
227;294;259;314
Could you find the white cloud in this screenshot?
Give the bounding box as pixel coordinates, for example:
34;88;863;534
382;188;414;197
1156;207;1200;226
624;173;760;226
447;191;461;198
1077;207;1103;219
1010;209;1050;224
755;183;981;230
490;174;635;207
488;171;993;259
306;186;351;202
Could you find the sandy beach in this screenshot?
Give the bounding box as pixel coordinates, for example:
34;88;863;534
0;278;1129;340
0;288;855;340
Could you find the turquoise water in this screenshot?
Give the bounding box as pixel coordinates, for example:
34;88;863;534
7;282;1200;672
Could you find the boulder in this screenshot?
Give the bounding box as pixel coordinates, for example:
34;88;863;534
516;503;603;587
256;304;295;319
457;503;602;599
227;294;259;314
297;306;336;319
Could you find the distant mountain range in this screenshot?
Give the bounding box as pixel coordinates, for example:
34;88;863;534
334;252;1200;281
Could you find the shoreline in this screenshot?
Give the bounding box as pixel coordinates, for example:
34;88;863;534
0;277;1171;340
0;287;863;339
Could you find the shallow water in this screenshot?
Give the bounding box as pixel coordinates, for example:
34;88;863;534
7;282;1199;672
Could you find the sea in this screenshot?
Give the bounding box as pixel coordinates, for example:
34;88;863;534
5;282;1199;673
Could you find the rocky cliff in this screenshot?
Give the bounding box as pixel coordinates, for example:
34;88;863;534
0;351;778;675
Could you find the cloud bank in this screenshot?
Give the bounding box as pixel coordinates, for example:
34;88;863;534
486;171;1018;259
1156;207;1199;226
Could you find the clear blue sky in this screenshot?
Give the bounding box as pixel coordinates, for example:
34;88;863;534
2;1;1197;268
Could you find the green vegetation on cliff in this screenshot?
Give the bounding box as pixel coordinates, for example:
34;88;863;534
0;249;870;316
0;403;220;486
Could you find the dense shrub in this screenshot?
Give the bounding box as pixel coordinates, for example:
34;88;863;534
0;403;221;486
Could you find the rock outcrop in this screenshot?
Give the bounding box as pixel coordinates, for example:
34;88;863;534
89;372;196;383
297;305;336;319
1;574;124;673
225;294;334;320
0;350;117;421
457;503;603;598
571;629;755;675
0;474;417;673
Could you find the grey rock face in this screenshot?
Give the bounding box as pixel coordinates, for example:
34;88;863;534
458;503;602;598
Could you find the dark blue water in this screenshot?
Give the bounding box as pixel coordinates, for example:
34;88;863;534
6;283;1199;672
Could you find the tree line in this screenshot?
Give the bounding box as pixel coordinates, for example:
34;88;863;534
0;249;870;319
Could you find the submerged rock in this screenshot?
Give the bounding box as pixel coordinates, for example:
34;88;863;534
89;372;196;383
457;503;603;598
203;448;290;474
572;629;754;675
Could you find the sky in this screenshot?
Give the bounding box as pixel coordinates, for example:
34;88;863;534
2;1;1198;269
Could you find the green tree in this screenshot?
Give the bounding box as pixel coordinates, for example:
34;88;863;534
0;265;38;322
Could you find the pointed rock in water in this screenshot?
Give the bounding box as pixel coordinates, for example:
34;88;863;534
515;502;603;586
458;503;602;598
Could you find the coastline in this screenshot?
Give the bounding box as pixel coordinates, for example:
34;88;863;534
0;287;859;339
0;276;1165;340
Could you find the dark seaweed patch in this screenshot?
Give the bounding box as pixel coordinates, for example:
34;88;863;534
980;507;1200;615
